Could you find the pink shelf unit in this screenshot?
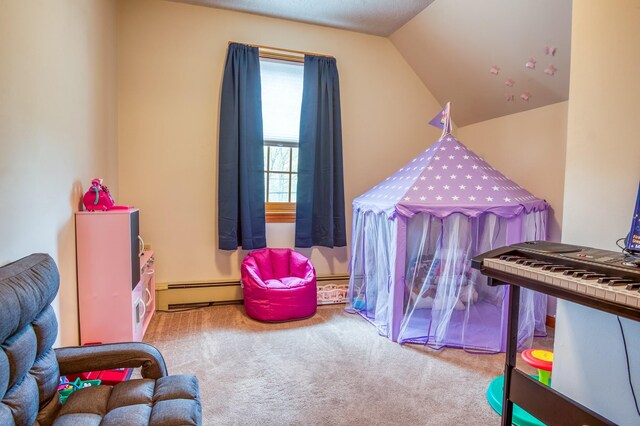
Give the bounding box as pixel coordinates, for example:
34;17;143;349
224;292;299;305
76;209;155;344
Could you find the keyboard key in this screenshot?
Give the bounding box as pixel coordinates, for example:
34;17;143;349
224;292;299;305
597;277;623;284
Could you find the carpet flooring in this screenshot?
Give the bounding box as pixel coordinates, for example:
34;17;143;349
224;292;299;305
143;304;553;425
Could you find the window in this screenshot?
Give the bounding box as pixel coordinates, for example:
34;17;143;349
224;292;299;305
260;57;304;222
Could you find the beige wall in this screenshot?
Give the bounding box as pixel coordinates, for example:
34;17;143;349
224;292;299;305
457;102;568;243
562;1;640;249
0;0;118;346
117;0;442;284
457;102;568;316
552;2;640;421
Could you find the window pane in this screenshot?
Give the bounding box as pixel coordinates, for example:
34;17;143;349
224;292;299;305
268;173;290;202
264;146;269;171
260;59;304;143
291;174;297;203
264;172;268;202
291;147;298;172
269;146;290;172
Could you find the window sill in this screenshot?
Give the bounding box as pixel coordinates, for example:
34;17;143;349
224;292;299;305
266;211;296;223
265;202;296;223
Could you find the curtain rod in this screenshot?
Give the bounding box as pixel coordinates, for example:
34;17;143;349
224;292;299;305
228;41;334;59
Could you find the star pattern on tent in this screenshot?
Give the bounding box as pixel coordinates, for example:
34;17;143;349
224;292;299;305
357;134;542;209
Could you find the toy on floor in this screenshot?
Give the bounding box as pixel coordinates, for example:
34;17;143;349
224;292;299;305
486;349;553;426
521;349;553;386
407;253;478;311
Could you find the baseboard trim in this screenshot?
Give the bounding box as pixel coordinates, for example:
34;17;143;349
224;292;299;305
155;274;350;311
546;315;556;328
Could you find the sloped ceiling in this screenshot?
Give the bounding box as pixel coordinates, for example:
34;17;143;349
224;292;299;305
166;0;572;126
167;0;435;36
391;0;572;126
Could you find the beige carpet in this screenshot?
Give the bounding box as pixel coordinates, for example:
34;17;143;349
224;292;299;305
143;304;553;425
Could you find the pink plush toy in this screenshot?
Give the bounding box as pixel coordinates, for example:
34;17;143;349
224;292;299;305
82;179;128;212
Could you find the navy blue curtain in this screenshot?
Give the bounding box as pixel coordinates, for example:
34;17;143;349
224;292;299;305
295;55;346;248
218;43;266;250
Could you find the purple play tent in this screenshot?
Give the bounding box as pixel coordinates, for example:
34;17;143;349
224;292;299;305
346;104;548;352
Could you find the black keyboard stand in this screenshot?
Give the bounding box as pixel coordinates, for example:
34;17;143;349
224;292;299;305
490;276;615;426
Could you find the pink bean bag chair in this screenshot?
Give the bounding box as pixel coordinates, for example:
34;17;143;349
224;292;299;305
241;248;317;322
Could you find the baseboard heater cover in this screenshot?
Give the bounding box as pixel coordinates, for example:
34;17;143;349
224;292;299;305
167;280;240;290
157;274;350;311
167;300;244;310
163;274;350;290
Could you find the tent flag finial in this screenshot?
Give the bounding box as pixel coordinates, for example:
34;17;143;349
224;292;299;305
428;102;453;138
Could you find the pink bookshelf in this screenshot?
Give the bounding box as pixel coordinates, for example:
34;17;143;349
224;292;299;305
76;209;155;344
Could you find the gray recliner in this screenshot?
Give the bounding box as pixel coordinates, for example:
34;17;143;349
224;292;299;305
0;253;202;425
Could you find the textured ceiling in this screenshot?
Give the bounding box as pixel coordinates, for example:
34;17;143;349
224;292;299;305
167;0;436;36
391;0;572;126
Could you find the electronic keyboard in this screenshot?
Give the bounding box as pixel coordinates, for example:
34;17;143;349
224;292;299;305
472;241;634;426
472;241;640;322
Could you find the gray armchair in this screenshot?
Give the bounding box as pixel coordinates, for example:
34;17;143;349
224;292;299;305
0;254;202;426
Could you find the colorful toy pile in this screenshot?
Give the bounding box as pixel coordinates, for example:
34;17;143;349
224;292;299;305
58;376;101;404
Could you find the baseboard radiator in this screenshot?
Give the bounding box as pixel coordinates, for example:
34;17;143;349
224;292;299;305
156;274;350;311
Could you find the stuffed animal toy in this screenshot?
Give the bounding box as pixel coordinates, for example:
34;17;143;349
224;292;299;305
406;254;439;305
415;292;466;310
406;250;479;311
82;178;129;212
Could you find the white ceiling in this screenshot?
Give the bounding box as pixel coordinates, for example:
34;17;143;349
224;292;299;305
169;0;436;36
167;0;572;126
